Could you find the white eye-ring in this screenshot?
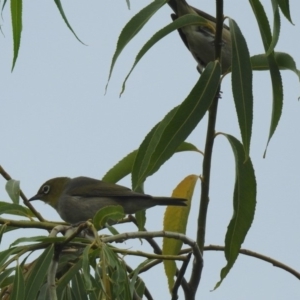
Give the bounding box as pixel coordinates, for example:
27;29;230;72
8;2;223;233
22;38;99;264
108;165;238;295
42;185;50;194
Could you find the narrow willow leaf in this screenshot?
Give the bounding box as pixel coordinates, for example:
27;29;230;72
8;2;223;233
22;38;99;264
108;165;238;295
132;62;221;190
251;52;300;79
102;142;201;184
105;0;167;92
163;175;198;291
11;236;65;247
10;0;22;70
53;0;84;44
93;205;125;230
277;0;293;23
0;267;14;286
71;272;88;300
0;247;22;268
1;0;8;12
5;179;20;204
0;224;7;244
267;0;281;56
102;150;137;183
214;134;256;289
129;260;149;298
11;264;25;300
82;245;93;291
61;285;72;300
229;18;253;160
120;14;211;94
24;245;54;300
250;0;283;156
263;56;283;157
0;202;34;218
56;259;83;297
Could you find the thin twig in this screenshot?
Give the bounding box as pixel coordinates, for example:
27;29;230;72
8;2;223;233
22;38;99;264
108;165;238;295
0;165;45;222
172;252;192;300
205;245;300;280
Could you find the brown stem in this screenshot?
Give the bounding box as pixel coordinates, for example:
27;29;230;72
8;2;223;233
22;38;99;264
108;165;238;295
197;0;224;254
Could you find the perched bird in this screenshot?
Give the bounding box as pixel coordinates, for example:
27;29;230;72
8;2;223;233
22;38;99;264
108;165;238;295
168;0;231;74
29;176;187;224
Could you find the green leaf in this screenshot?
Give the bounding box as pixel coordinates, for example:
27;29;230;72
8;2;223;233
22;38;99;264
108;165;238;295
251;52;300;80
263;56;283;157
61;285;73;300
214;134;256;289
5;180;20;204
129;260;148;298
82;245;93;291
57;259;83;297
11;235;66;247
250;0;283;157
71;272;88;300
229;18;253;160
53;0;85;44
0;224;7;244
102;142;201;185
135;209;146;231
277;0;293;23
0;202;34;218
102;150;137;183
106;0;167;92
93;205;125;230
267;0;280;56
11;264;25;300
24;245;54;300
132;62;221;190
163;175;198;290
0;267;14;287
0;247;22;269
10;0;22;71
120;14;212;95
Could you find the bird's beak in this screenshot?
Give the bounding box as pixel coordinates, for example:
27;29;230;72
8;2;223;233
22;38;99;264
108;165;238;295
28;194;41;201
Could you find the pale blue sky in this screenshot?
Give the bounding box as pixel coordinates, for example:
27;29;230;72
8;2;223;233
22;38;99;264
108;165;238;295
1;1;300;299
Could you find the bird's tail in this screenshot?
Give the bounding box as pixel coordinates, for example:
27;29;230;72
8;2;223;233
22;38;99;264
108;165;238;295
154;197;187;207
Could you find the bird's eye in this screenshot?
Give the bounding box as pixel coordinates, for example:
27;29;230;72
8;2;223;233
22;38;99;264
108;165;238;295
42;185;50;194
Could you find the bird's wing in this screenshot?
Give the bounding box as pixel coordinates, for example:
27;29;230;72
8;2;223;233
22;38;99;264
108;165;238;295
171;13;190;50
66;177;151;198
168;0;230;31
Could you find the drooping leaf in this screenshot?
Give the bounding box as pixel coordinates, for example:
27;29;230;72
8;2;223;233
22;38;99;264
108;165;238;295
24;245;54;300
132;62;221;190
277;0;293;23
102;142;201;185
10;264;25;300
250;0;283;156
229;18;253;160
120;14;213;94
214;134;256;289
163;175;198;290
10;0;22;70
71;271;88;300
106;0;167;92
53;0;85;44
251;52;300;80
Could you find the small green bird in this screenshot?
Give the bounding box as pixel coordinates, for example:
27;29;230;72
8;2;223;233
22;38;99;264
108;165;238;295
168;0;231;74
29;176;187;224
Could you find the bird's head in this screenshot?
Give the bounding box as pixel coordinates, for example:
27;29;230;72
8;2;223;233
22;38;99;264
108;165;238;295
29;177;70;208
